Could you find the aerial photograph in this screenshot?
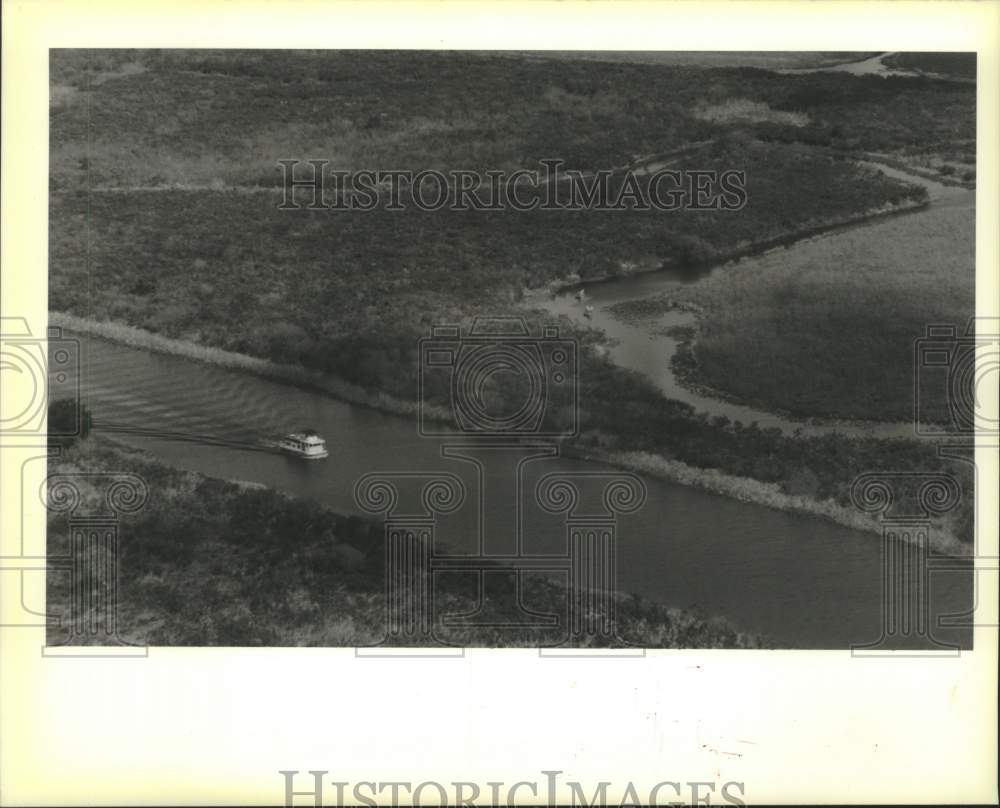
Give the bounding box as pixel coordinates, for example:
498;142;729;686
44;49;978;649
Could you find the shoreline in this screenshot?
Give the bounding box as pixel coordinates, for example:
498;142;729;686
52;311;967;556
661;309;921;433
525;195;930;298
52;311;453;424
563;445;966;556
69;438;768;648
535;155;968;432
526;148;964;300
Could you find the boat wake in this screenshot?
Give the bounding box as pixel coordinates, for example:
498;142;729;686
96;422;283;454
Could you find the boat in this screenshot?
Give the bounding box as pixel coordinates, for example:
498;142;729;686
275;429;329;460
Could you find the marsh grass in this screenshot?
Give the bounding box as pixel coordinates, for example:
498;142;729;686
669;202;974;423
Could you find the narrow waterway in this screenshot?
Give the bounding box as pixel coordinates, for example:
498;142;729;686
57;335;973;649
533;161;974;438
779;52;911;77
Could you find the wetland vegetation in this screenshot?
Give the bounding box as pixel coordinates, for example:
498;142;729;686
49;50;977;546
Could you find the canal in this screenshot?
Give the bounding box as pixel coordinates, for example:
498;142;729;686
58;334;973;649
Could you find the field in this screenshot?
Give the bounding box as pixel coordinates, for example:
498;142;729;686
49;143;923;381
881;52;977;80
50;49;974;189
667;200;974;422
46;441;767;648
51;55;949;402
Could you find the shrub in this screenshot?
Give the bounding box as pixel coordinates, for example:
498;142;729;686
48;398;90;447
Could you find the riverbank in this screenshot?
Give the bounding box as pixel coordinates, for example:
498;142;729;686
524;192;929;298
52;312;452;424
48;439;768;648
53;312;968;556
528;148;959;300
857;152;975;190
571;149;972;427
604;298;920;434
564;445;966;556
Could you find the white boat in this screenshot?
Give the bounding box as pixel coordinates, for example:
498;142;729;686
276;430;329;460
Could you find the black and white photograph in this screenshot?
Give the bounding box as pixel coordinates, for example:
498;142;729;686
37;47;985;651
2;2;999;805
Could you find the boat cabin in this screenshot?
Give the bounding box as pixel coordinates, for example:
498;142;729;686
278;430;329;459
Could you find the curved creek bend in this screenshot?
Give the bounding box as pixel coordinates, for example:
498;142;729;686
534;160;973;438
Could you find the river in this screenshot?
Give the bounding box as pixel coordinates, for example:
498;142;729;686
779;52;912;78
534;160;974;438
60;334;972;649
